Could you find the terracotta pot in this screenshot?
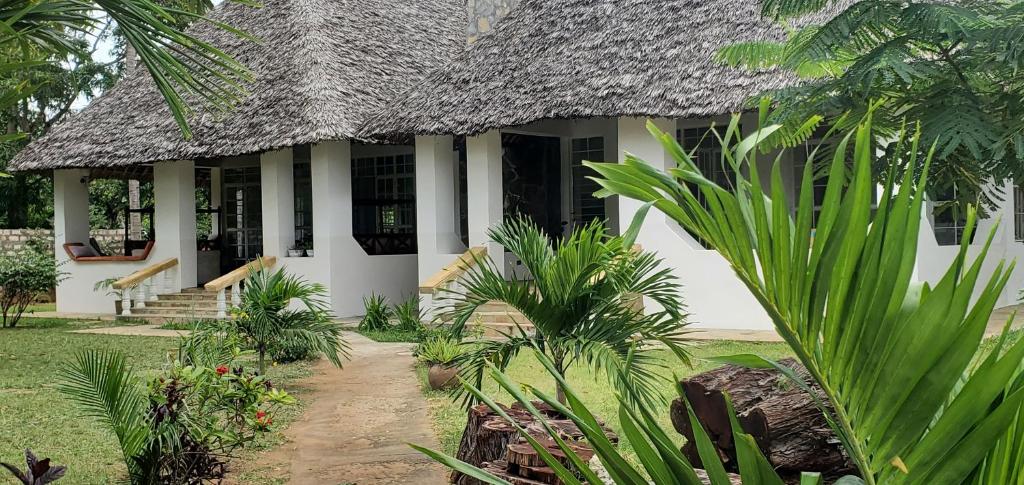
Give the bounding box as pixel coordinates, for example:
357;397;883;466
427;364;459;391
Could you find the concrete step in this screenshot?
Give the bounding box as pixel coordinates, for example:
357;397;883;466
115;314;228;324
157;292;233;302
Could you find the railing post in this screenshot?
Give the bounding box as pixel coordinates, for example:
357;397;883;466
231;282;241;307
152;273;164;297
121;288;132;316
134;284;147;309
147;277;158;301
216;289;227;318
165;266;176;294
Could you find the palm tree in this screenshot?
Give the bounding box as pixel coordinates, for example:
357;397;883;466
447;217;688;406
233;266;348;373
1;0;253;139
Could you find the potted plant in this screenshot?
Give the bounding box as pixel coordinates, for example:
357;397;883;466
303;238;314;258
94;277;122;315
287;242;304;258
417;336;463;391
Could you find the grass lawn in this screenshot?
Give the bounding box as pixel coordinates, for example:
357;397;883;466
418;340;794;460
0;317;313;484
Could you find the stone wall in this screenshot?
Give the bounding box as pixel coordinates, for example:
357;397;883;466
0;228;124;256
467;0;519;43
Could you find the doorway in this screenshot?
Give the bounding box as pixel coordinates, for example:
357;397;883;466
222;166;263;273
502;133;563;239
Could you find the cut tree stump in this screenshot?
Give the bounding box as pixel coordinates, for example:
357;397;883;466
669;358;855;479
452;401;614;485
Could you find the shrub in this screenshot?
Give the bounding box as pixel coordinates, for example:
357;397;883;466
358;293;392;331
231;265;348;373
416;337;463;366
394;297;425;332
59;348;295;484
268;338;318;364
0;248;66;328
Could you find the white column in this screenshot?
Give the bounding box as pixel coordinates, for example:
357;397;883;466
415;135;464;281
53;169;91;312
467;130;505;276
617;118;675;234
312;140;352;311
260;148;295;257
209;167;222;238
154;160;198;290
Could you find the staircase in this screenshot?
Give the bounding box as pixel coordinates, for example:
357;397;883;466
464;301;535;338
117;288;234;323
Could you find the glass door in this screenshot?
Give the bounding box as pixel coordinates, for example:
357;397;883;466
222;166;263;272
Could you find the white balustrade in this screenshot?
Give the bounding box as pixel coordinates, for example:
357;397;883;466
216;289;227;318
121;288;132;316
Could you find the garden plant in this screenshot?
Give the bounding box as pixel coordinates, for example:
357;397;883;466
447;217;688;406
578;109;1024;483
228;265;347;373
58;332;295;484
0;248;65;328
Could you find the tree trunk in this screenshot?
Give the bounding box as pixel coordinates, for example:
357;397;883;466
128;179;142;241
669;358;855;480
452;401;617;485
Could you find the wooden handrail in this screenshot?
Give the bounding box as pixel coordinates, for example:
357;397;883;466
113;258;178;289
419;247;487;293
204;256;277;292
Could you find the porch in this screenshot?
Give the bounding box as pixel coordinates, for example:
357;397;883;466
52;141;418;318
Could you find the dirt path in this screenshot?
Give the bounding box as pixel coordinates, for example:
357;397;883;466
259;332;448;485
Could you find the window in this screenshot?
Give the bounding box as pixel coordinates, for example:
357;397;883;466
571;137;606;228
1016;185;1024;242
352;153;416;255
678;127;735;248
793;140;878;228
293;145;313;248
933;186;970;246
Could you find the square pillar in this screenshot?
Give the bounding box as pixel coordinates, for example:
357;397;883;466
467;130;505;275
617;118;675;234
154;160;197;290
260;148;295;257
209;167;222;238
312;140;353;311
53;169;91;264
415;135;464;281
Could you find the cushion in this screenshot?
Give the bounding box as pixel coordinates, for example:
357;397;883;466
68;245;98;258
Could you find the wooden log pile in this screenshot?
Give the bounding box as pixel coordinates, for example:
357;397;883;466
669;358;856;480
452;401;617;485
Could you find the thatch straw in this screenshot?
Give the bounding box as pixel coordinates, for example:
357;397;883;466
360;0;835;139
10;0;465;171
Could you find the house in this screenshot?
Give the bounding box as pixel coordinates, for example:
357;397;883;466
11;0;1024;329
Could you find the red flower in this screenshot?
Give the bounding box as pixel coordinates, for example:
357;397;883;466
255;410;272;429
216;365;229;376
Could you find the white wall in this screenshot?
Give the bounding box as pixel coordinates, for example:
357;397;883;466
312;141;418;317
616;117;774;330
916;181;1024;311
415;135;466;282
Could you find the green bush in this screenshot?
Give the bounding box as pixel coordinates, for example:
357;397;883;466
394;297;425;332
358;293;393;331
268;338;318;364
415;336;463;366
0;248;66;328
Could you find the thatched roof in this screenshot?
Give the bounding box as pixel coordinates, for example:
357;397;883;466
10;0;465;171
360;0;818;138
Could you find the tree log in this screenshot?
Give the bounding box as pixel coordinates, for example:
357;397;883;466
669;358;855;478
452;401;614;485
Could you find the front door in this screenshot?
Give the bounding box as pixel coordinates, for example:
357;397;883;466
502;133;563;238
222;166;263;272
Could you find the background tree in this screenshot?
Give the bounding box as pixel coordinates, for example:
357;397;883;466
718;0;1024;211
0;0;249;228
448;217;688;406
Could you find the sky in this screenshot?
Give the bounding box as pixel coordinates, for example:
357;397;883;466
71;0;226;110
